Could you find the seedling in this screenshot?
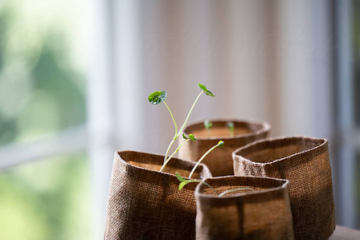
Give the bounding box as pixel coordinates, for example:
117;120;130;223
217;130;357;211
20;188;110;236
175;173;219;194
148;83;215;172
176;173;255;197
227;122;234;137
188;140;224;178
204;120;212;138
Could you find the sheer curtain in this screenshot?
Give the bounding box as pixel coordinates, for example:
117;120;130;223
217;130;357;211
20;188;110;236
90;0;336;236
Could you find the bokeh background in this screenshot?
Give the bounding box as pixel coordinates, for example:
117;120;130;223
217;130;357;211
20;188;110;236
0;0;359;239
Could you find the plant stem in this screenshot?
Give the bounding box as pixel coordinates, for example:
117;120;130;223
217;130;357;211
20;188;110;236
163;101;177;136
177;91;204;137
219;187;255;197
164;137;176;163
188;143;219;178
160;139;190;172
163;101;178;163
162;91;203;169
200;181;220;195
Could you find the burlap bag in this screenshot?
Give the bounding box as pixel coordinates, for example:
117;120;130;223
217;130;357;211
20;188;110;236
104;150;212;240
233;137;336;240
179;119;270;177
195;176;294;240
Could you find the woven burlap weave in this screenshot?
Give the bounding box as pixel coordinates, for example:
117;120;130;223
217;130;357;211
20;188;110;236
104;151;212;240
233;137;336;240
179;119;270;177
195;176;294;240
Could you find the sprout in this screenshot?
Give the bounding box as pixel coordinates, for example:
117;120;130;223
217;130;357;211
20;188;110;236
188;140;225;178
204;119;212;138
175;173;219;194
176;172;254;196
189;134;196;141
198;83;215;97
227;122;234;137
149;83;215;172
176;173;197;190
182;133;196;141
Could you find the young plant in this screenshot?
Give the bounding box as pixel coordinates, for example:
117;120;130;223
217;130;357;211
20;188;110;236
175;173;219;195
148;83;215;171
227;122;234;137
159;134;196;172
204;120;212;138
176;173;255;197
188;140;224;178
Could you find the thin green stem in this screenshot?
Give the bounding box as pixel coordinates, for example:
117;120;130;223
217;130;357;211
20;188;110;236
229;128;234;137
219;187;255;197
189;143;219;178
181;180;219;195
163;101;177;136
201;182;220;195
160;139;190;172
163;101;178;163
177;91;204;137
164;139;176;164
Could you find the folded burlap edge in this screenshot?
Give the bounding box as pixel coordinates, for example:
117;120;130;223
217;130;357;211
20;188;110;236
232;136;328;167
114;150;213;181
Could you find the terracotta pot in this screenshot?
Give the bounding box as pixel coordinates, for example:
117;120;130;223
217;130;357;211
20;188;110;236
179;119;270;177
104;151;212;240
195;176;294;240
233;136;336;240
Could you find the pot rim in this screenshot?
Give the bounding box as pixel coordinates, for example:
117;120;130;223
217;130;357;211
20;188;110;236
195;175;290;199
232;136;328;166
115;150;212;180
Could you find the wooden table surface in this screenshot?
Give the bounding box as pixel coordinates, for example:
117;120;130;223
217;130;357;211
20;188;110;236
329;226;360;240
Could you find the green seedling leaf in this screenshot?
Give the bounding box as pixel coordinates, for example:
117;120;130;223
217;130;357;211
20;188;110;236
176;172;194;190
179;181;189;190
148;91;167;105
227;122;234;136
176;172;186;182
218;140;224;147
182;133;188;140
227;122;234;129
204;120;213;129
198;83;215;97
189;134;196;141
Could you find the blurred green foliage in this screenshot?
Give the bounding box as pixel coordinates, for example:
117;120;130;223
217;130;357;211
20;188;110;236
0;1;90;239
0;154;91;240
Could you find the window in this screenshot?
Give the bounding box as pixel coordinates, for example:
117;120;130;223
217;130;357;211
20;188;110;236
0;0;91;239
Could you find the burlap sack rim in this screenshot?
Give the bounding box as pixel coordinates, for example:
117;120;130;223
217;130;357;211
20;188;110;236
195;175;290;200
232;136;327;167
115;150;212;181
183;118;271;141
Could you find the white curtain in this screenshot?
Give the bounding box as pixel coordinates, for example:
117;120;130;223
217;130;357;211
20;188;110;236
90;0;334;236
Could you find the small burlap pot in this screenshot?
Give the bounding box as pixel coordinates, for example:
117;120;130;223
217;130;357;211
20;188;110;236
195;176;294;240
179;119;270;177
233;137;336;240
104;150;212;240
